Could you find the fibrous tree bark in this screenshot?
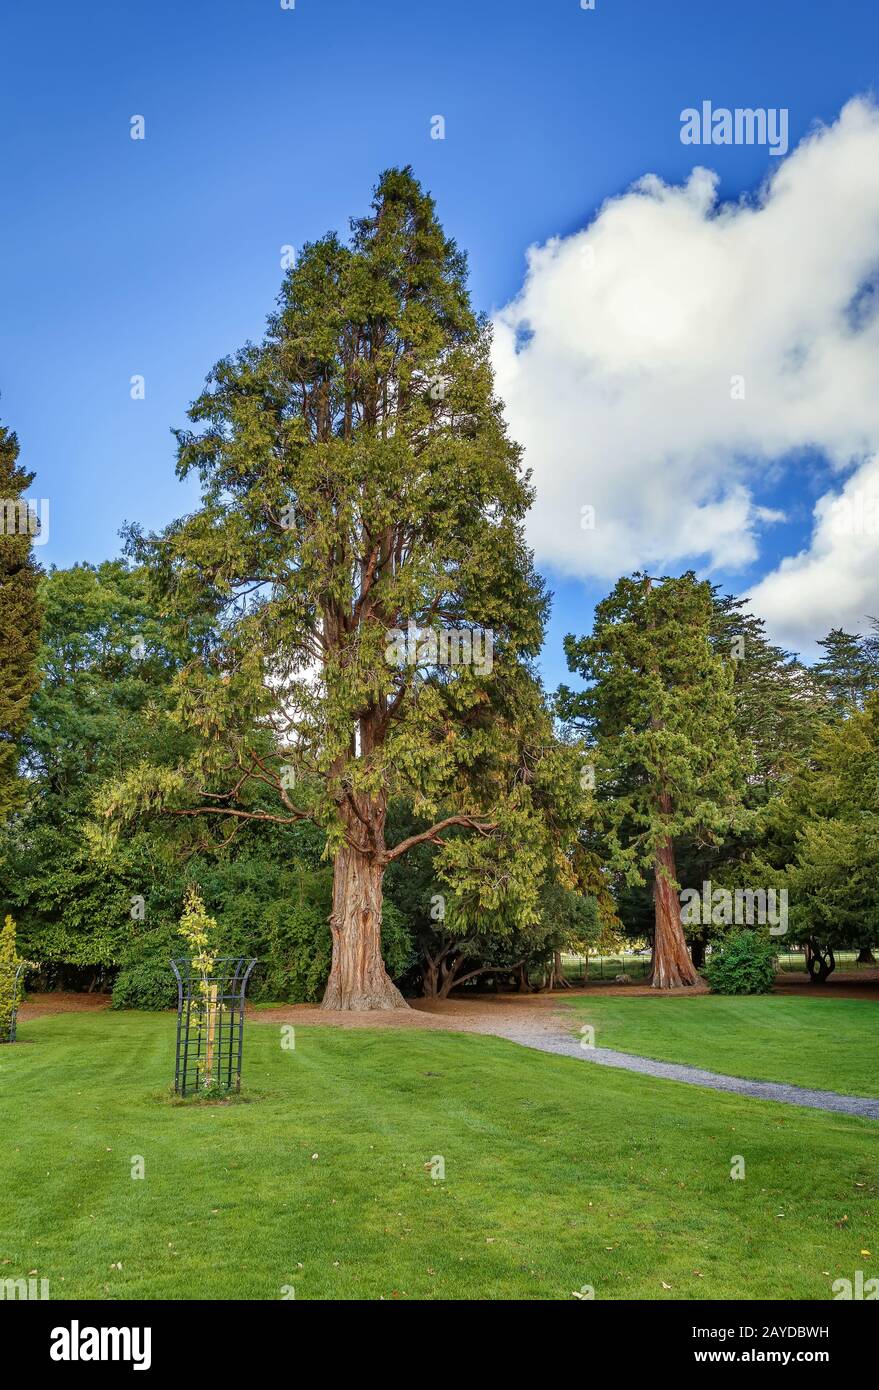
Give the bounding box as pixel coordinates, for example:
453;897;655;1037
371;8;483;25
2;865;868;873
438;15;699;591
651;834;700;988
324;839;406;1010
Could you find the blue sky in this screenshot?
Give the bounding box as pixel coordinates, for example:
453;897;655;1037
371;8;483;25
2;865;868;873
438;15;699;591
1;0;877;687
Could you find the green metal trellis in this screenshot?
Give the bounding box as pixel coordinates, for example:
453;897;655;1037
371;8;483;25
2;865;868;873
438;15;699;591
170;956;257;1095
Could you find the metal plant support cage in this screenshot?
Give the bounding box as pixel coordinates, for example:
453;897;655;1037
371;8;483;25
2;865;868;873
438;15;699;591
171;956;257;1096
0;962;29;1043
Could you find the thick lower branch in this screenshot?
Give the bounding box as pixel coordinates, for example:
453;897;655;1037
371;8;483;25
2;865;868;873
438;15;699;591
384;816;497;862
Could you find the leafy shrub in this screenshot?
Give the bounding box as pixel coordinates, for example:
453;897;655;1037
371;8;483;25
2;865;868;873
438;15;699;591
111;918;181;1010
0;915;20;1040
255;876;332;1002
111;961;177;1010
704;930;776;995
110;864;414;1008
254;869;412;1003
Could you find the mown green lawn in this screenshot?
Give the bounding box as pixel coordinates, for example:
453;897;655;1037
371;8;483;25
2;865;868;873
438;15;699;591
0;1011;875;1300
564;994;879;1097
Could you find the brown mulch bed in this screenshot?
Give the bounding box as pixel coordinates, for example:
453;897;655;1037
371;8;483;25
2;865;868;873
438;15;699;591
774;968;879;1002
18;991;112;1020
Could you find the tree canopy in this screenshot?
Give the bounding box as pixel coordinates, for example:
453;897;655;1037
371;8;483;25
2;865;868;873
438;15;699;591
98;168;587;1008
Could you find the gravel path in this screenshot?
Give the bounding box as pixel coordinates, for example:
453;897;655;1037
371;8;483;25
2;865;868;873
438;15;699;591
498;1029;879;1120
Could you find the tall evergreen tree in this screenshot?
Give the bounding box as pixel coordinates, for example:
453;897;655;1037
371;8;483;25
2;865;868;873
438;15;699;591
653;591;826;962
0;420;42;824
768;692;879;980
102;169;585;1009
710;592;826;796
559;572;746;988
814;628;879;714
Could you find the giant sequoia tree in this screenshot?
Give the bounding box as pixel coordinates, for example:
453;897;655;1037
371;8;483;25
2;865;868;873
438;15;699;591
103;169;583;1009
0;421;42;824
671;591;826;940
559;573;746;988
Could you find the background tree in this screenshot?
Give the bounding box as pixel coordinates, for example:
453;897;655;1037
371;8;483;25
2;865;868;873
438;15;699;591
0;420;42;824
559;572;747;988
769;692;879;980
0;562;193;983
710;611;879;979
533;878;601;990
710;592;827;798
101;168;586;1009
385;801;598;997
814;627;879;714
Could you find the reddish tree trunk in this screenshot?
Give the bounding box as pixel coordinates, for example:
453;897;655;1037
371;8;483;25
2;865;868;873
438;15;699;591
321;843;408;1010
650;836;700;988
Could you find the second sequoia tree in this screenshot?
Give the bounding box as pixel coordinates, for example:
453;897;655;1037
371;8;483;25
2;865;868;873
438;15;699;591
560;573;747;988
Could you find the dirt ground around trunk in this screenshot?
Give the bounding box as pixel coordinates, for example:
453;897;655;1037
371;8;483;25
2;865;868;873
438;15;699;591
252;990;575;1037
251;968;879;1035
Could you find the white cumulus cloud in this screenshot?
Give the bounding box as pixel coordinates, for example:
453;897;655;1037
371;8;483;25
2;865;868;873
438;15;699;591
748;454;879;648
491;96;879;644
